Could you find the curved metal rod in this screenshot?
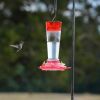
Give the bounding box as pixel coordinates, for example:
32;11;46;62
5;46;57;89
52;13;56;21
52;0;57;21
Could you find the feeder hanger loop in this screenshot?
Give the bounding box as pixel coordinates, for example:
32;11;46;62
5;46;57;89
52;0;57;21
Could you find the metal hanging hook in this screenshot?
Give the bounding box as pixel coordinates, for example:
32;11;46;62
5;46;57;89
52;0;57;21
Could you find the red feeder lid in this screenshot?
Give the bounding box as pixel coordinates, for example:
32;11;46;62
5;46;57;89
39;60;71;71
46;21;62;31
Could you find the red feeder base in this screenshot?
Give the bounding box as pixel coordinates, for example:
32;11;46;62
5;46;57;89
39;60;71;71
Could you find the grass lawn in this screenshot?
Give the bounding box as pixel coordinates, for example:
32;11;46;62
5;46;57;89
0;93;99;100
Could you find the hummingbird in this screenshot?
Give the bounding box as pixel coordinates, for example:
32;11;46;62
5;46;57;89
10;41;24;52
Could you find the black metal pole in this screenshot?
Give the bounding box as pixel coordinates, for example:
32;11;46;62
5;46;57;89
71;0;75;100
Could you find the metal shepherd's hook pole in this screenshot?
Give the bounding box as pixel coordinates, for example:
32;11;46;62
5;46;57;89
71;0;75;100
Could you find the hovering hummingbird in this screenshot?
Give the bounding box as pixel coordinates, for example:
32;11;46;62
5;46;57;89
10;41;24;52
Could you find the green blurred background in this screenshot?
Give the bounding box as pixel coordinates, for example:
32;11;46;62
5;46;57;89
0;0;100;93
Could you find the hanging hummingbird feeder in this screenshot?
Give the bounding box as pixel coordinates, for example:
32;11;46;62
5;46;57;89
39;21;71;71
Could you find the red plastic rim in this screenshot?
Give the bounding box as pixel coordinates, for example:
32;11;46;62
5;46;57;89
39;60;71;71
46;21;62;31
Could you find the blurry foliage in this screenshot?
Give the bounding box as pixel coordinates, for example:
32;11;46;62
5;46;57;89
0;0;99;93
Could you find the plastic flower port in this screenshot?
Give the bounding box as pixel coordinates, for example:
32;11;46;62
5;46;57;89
39;60;71;71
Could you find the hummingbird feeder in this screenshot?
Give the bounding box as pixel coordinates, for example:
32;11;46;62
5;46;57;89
39;21;71;71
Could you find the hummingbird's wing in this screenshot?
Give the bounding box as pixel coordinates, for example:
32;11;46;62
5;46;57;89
16;49;21;52
10;45;19;48
19;43;24;49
